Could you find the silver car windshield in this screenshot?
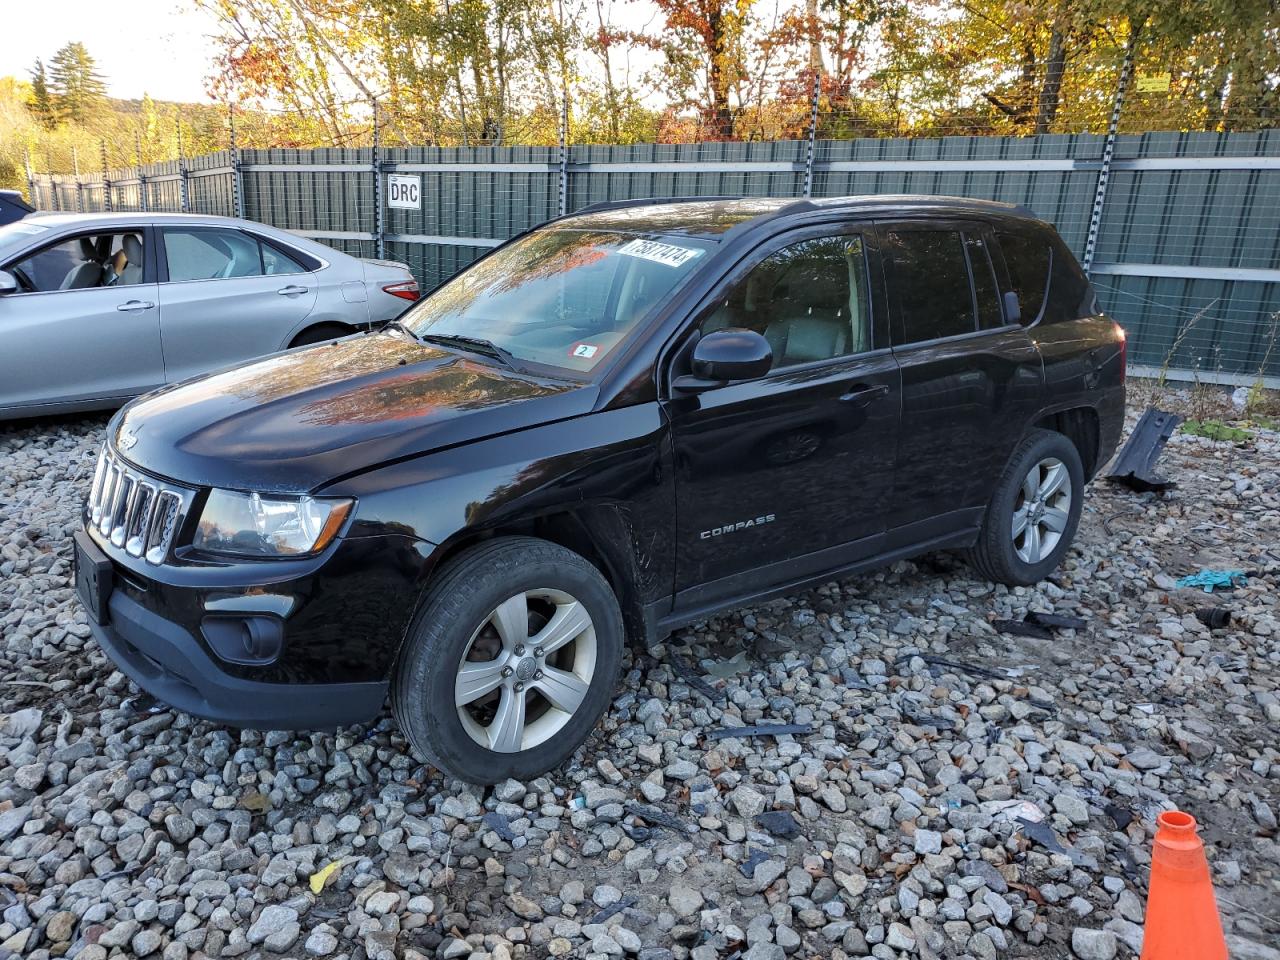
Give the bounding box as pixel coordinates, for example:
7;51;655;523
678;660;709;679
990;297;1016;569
402;229;715;375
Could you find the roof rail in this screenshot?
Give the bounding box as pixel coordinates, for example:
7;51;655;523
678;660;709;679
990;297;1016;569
572;195;743;216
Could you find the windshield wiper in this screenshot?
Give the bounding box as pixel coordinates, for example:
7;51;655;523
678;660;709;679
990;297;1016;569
418;333;521;370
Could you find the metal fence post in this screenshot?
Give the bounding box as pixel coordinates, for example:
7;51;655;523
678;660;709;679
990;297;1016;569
136;132;148;212
230;102;244;219
372;98;385;259
101;140;112;212
177;120;190;213
72;146;83;212
24;149;37;207
558;92;569;217
1082;43;1135;274
802;69;821;199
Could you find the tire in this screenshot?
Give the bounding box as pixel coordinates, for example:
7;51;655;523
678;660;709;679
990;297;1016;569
392;536;623;784
289;323;352;348
967;428;1085;586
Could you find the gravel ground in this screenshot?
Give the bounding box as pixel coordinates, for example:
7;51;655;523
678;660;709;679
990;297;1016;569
2;399;1279;960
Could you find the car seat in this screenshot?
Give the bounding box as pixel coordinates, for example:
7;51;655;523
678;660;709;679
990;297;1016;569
59;237;105;290
118;235;144;285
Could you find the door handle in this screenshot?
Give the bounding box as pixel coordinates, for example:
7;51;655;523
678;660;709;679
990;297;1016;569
839;383;890;404
277;285;308;296
116;300;155;312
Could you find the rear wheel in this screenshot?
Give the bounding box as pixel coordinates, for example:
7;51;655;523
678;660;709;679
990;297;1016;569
289;323;352;348
392;537;623;783
967;428;1084;586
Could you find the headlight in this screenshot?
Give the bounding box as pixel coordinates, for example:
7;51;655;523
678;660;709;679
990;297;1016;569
193;489;353;558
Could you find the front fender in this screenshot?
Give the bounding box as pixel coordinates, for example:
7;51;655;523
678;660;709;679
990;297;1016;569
326;402;677;612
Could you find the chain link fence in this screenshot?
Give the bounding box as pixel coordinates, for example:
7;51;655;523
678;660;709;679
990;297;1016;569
24;60;1280;386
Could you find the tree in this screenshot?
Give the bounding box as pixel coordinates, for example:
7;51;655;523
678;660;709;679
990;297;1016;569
27;59;58;129
48;42;107;124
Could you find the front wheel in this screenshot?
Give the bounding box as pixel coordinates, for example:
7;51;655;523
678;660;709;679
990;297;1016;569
967;428;1085;586
392;537;623;783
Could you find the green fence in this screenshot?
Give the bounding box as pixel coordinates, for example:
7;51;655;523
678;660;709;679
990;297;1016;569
31;130;1280;384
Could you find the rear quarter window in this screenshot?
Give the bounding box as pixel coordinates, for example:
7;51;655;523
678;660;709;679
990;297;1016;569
997;228;1097;325
996;231;1051;325
1043;235;1099;323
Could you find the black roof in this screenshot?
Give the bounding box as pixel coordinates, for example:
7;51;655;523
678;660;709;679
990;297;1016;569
559;195;1039;239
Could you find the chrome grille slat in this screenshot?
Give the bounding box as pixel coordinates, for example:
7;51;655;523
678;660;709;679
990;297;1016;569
110;475;136;547
84;444;194;565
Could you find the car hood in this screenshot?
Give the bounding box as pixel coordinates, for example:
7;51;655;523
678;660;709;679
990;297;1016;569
113;330;594;493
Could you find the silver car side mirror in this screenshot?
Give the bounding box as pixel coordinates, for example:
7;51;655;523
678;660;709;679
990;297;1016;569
0;270;17;295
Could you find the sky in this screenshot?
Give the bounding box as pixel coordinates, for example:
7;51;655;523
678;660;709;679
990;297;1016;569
0;1;222;103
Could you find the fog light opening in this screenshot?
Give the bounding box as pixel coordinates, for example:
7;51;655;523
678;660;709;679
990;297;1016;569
201;615;284;666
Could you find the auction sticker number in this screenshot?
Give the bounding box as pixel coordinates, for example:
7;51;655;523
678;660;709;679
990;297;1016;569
618;238;703;268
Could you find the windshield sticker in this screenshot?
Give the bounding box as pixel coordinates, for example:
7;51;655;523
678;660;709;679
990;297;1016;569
617;238;704;268
570;342;600;359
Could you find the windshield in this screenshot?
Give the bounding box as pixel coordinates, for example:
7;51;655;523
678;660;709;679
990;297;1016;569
402;228;714;375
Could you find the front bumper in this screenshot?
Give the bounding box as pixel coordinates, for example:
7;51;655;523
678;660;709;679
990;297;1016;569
91;588;387;729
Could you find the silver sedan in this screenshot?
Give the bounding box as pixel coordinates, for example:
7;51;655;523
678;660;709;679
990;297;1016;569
0;212;420;419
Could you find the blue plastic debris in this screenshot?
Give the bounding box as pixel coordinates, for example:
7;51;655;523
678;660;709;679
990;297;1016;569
1175;569;1247;593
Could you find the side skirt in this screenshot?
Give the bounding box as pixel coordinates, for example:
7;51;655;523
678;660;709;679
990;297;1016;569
644;524;981;647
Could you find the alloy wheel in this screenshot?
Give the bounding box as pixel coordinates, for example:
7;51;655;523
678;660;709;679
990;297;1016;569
454;588;597;753
1012;456;1072;564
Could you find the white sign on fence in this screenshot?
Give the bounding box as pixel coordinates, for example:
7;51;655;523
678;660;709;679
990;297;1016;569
387;174;421;210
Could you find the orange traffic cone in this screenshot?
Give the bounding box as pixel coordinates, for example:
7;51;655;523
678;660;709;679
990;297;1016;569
1139;810;1227;960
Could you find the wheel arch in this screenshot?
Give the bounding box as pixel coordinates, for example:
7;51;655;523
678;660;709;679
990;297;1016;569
420;506;652;649
1031;405;1101;479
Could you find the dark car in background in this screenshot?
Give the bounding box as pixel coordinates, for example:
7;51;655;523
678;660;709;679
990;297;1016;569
74;195;1126;783
0;189;35;226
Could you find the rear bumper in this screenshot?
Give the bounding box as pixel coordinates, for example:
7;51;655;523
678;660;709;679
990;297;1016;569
91;588;387;729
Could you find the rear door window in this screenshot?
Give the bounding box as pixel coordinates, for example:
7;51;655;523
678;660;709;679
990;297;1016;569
886;229;976;343
164;228;264;281
996;231;1051;325
966;233;1005;329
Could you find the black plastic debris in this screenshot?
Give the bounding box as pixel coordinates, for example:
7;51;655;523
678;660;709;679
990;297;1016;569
1105;802;1135;831
1016;817;1093;867
1106;406;1183;492
897;653;1007;681
1194;607;1231;629
589;896;636;925
992;619;1054;641
707;722;812;740
669;652;723;703
739;847;772;878
1025;611;1088;631
481;811;515;842
624;802;698;835
755;810;800;839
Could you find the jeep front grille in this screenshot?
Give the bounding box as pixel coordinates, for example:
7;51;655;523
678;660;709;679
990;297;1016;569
87;446;194;564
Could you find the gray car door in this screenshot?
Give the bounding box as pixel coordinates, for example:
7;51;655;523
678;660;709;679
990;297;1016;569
0;226;164;411
155;226;318;384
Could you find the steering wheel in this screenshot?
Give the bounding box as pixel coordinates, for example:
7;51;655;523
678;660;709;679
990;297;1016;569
10;266;36;293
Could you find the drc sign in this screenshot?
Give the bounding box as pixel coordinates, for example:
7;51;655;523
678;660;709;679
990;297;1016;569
387;175;421;210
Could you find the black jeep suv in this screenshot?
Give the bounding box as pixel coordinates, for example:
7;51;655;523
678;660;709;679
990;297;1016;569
75;196;1126;783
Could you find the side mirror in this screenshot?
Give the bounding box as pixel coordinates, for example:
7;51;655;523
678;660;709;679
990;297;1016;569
1003;290;1022;324
0;270;17;295
674;328;773;392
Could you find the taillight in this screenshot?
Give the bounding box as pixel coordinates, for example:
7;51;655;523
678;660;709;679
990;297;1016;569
1116;321;1127;383
383;280;420;301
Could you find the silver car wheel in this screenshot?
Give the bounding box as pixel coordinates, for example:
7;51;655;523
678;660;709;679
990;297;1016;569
454;588;597;753
1012;457;1072;564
